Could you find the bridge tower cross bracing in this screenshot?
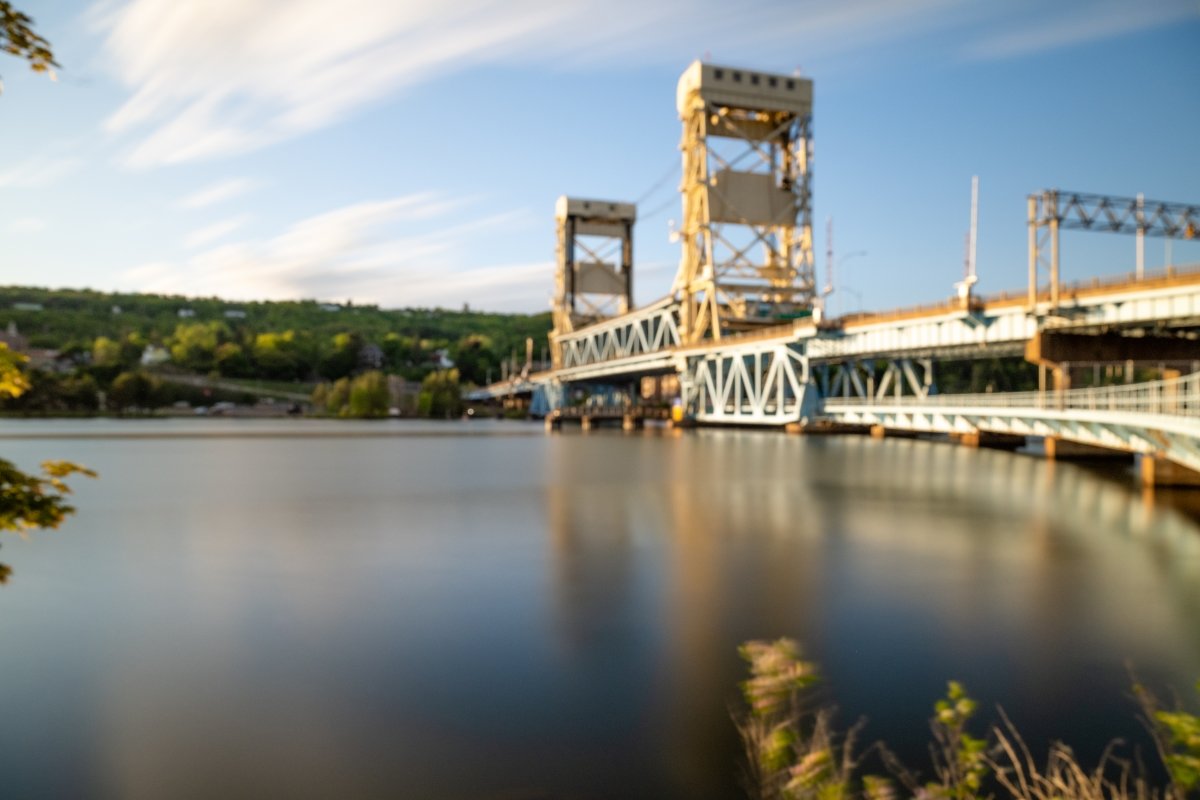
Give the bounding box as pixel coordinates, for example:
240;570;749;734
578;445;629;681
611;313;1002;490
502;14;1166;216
674;61;815;344
550;196;636;367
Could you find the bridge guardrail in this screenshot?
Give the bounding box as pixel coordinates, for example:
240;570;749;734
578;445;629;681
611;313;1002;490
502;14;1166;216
823;371;1200;418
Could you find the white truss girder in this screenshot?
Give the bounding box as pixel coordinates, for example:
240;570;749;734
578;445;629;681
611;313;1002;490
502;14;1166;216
688;341;811;425
556;300;682;370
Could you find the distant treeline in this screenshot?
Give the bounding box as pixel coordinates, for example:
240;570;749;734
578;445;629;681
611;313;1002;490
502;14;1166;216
0;285;551;415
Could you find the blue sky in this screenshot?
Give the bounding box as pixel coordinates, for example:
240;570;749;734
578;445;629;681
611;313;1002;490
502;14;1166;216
2;0;1198;313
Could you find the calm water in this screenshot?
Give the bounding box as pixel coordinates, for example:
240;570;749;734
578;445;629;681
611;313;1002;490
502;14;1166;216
1;418;1198;799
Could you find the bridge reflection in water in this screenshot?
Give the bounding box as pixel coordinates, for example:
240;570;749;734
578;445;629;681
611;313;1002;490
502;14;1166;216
544;430;1200;796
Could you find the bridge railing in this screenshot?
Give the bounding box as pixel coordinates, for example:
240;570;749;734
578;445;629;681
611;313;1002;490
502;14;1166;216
823;371;1200;418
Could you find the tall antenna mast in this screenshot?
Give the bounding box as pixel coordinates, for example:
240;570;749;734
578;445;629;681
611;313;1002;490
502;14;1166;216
956;176;979;306
968;175;979;282
824;216;834;298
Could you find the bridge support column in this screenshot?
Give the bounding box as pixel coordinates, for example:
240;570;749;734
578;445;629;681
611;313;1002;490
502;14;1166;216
580;416;594;432
544;415;561;433
955;431;1025;450
1043;436;1130;462
1140;455;1200;488
622;414;643;432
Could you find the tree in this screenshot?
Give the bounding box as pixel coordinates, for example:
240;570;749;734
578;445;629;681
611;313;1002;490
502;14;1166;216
347;371;389;417
1;1;58;94
318;331;363;381
418;368;462;419
169;322;226;372
109;370;160;411
0;343;92;583
0;6;94;584
92;336;121;367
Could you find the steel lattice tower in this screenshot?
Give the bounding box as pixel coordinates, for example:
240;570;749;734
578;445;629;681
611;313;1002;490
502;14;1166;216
550;196;636;367
674;62;814;343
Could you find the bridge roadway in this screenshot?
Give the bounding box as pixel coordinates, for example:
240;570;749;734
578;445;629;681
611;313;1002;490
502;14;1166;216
473;263;1200;411
465;266;1200;481
824;369;1200;486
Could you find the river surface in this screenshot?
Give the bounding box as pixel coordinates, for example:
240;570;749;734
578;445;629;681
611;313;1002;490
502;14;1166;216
1;418;1197;799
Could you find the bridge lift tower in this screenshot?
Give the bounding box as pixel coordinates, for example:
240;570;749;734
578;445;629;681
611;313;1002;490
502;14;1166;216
550;196;636;368
674;62;815;344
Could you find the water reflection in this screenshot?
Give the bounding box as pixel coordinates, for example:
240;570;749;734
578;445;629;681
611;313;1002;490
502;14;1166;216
543;430;1200;792
0;422;1196;798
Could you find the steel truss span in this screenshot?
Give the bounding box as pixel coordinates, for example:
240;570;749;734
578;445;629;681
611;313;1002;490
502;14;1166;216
687;341;813;425
556;300;681;370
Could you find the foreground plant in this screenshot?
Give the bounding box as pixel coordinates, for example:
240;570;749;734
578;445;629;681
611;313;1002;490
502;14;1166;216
737;638;887;800
0;458;96;583
1136;679;1200;799
0;344;95;583
735;639;1200;800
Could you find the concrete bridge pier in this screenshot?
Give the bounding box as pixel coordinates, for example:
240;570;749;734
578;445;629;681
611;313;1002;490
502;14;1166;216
1139;455;1200;488
622;414;643;431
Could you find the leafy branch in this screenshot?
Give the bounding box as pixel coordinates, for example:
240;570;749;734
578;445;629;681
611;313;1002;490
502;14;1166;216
1;1;59;93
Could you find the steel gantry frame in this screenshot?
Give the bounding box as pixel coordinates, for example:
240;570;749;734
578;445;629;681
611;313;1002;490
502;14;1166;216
1028;189;1200;312
551;197;636;367
674;62;815;344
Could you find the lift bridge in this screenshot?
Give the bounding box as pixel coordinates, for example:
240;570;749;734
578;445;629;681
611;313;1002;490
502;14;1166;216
469;61;1200;483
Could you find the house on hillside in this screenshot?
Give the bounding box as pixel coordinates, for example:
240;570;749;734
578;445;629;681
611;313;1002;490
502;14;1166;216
0;322;28;352
141;345;170;366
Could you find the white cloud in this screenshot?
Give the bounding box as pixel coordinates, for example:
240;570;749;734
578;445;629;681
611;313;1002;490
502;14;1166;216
0;155;83;188
183;215;251;248
94;0;970;167
121;193;548;310
92;0;1191;167
179;177;260;209
8;217;48;234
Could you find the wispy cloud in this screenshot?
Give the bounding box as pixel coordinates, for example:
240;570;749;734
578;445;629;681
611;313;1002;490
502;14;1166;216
183;214;251;248
0;155;83;188
93;0;964;167
8;217;48;234
93;0;1193;167
179;177;260;209
964;0;1196;60
121;193;546;309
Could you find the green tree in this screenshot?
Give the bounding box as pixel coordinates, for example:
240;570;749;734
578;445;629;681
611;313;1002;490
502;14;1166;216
347;370;389;417
451;334;495;386
319;331;363;381
214;342;250;377
1;1;58;94
109;370;160;411
418;368;462;419
252;330;305;381
169;322;226;372
91;336;121;367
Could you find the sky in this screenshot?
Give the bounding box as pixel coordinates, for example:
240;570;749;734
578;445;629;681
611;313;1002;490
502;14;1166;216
1;0;1198;314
